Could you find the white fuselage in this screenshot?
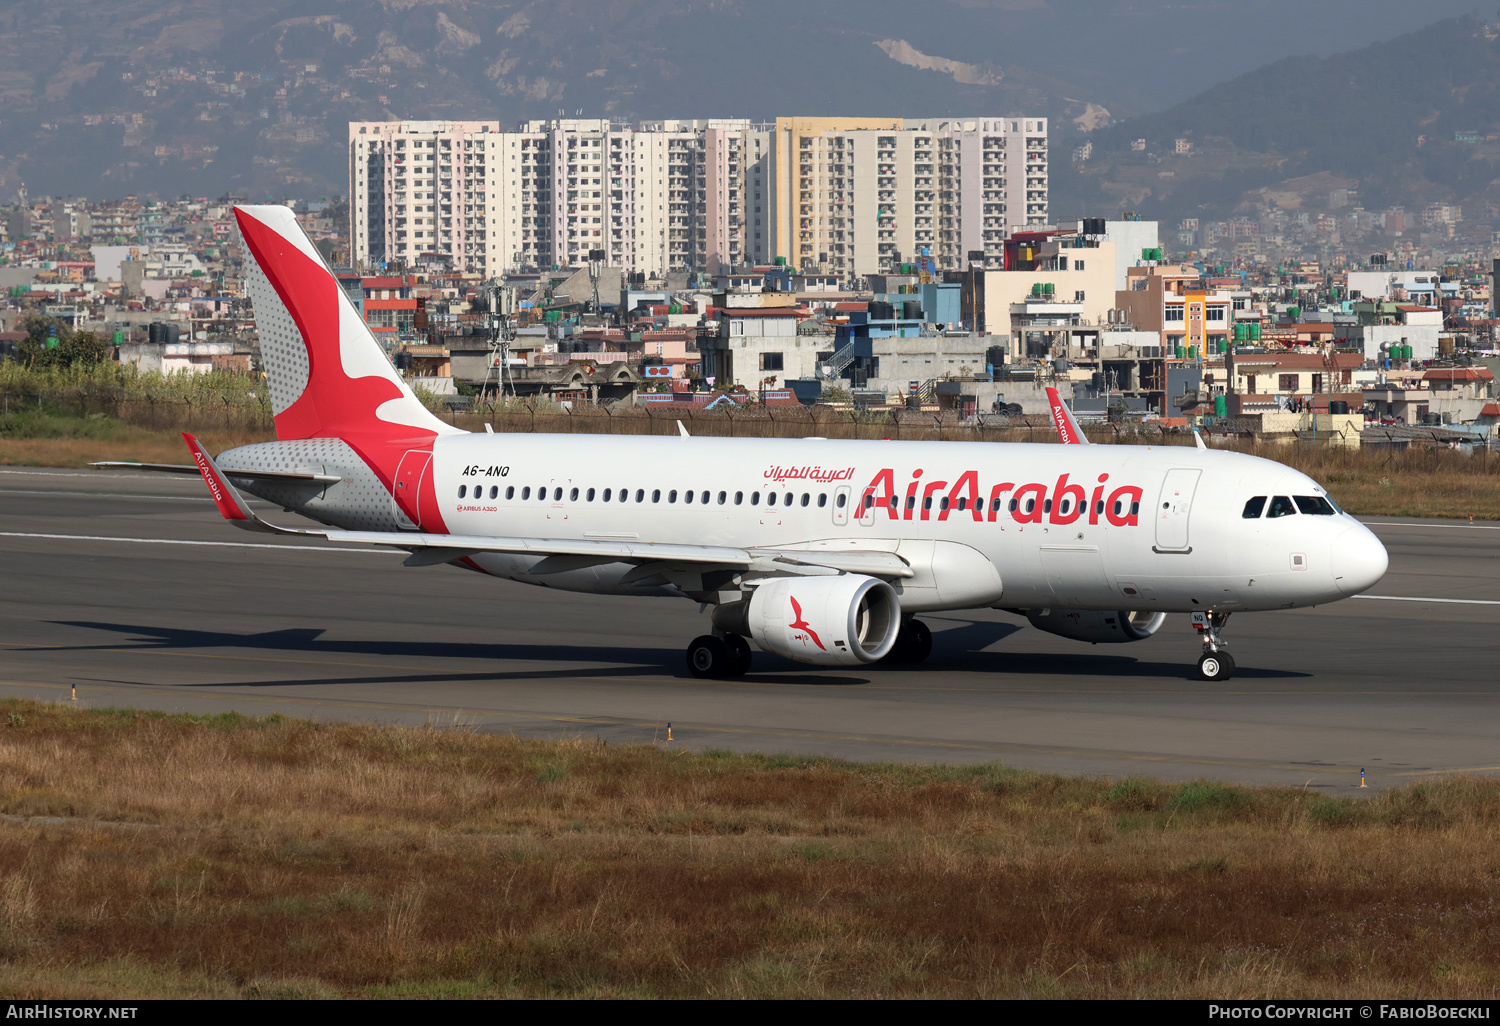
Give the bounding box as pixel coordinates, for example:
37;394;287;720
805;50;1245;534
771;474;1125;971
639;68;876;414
406;433;1387;614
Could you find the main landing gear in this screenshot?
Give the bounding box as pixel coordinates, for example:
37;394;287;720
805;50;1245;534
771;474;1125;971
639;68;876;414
884;617;932;664
686;633;753;680
1193;611;1235;682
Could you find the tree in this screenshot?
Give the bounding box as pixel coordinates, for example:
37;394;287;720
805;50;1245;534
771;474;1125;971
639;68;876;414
21;312;74;349
16;327;109;369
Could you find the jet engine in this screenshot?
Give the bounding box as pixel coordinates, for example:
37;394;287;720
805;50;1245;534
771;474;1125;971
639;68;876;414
714;574;901;666
1024;609;1167;644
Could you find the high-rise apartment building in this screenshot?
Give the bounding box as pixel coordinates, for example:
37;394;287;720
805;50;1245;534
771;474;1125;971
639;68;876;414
770;116;1047;274
348;115;1046;278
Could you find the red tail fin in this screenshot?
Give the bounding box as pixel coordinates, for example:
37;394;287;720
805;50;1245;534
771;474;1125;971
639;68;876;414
234;205;455;451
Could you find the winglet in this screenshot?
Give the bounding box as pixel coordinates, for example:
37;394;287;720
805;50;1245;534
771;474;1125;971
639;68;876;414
677;420;690;438
1193;428;1209;450
1044;386;1089;445
181;433;299;535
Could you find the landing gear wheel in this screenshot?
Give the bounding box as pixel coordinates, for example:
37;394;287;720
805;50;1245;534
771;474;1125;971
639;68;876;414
724;635;753;677
1197;651;1235;682
686;635;732;679
886;617;933;663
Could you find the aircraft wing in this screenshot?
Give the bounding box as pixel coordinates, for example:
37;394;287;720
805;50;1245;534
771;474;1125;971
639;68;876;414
179;433;913;580
1044;386;1089;445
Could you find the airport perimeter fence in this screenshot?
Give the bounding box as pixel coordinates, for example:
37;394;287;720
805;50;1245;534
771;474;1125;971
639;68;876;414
1;386;276;433
5;386;1494;480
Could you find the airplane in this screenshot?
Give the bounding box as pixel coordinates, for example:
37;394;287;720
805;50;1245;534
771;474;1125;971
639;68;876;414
108;205;1390;682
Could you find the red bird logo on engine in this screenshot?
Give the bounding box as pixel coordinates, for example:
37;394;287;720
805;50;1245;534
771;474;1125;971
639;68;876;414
788;596;826;651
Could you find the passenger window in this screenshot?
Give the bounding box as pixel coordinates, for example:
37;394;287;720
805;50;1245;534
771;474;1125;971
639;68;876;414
506;486;514;499
767;493;777;507
539;487;547;502
1025;498;1035;514
1131;501;1139;516
569;487;579;501
801;493;810;507
458;485;467;498
635;489;645;502
1112;500;1121;516
490;486;499;500
751;492;760;505
700;491;710;504
818;494;827;508
668;490;677;503
718;491;727;505
940;496;950;510
586;488;595;501
923;496;933;511
1095;500;1103;515
905;495;916;511
602;488;611;501
1058;499;1070;515
652;489;661;503
683;490;693;504
1267;496;1296;518
888;496;899;509
1009;498;1018;512
553;487;563;501
1294;495;1337;516
735;491;743;505
1242;496;1267;518
522;486;531;500
836;493;846;509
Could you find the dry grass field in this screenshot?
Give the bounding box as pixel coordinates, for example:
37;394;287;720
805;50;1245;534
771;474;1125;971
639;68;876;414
2;699;1499;999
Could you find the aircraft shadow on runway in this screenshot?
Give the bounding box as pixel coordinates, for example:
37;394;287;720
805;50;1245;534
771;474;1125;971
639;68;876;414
48;618;1310;686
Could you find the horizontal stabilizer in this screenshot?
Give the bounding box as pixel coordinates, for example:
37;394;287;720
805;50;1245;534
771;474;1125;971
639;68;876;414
93;461;341;484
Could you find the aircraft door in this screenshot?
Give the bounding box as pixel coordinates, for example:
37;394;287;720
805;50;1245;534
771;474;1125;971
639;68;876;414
1154;468;1201;553
832;485;851;526
392;449;432;530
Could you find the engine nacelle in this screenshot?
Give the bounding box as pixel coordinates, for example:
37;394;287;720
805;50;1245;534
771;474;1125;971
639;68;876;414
715;574;901;666
1024;609;1167;644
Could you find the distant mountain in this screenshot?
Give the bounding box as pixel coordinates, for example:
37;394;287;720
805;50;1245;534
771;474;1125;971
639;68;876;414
1061;15;1500;226
0;0;1488;203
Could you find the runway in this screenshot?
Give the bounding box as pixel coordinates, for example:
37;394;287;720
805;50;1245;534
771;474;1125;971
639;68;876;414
2;465;1497;791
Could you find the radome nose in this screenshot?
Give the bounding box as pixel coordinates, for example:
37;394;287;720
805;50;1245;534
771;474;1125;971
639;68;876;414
1332;525;1388;596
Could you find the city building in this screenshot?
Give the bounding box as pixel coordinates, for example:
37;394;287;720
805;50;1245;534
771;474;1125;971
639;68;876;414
349;114;1048;280
1116;264;1237;355
768;116;1046;277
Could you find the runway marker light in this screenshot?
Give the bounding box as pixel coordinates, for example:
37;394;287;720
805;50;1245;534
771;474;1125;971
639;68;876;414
1359;768;1367;788
70;685;76;702
667;722;673;743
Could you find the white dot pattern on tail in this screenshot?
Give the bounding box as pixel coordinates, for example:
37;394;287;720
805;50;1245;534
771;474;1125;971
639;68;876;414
244;257;309;416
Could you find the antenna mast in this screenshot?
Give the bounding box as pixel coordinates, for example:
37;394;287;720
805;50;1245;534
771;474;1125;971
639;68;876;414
481;282;517;400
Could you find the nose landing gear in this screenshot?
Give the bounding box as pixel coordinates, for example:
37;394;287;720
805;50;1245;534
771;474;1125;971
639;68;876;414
1193;611;1235;681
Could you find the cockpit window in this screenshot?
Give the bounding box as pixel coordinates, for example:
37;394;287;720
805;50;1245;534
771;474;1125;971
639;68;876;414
1294;495;1337;516
1267;495;1296;518
1242;496;1267;519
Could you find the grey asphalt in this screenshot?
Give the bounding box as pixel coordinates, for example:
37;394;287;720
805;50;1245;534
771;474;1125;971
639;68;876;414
2;465;1497;791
